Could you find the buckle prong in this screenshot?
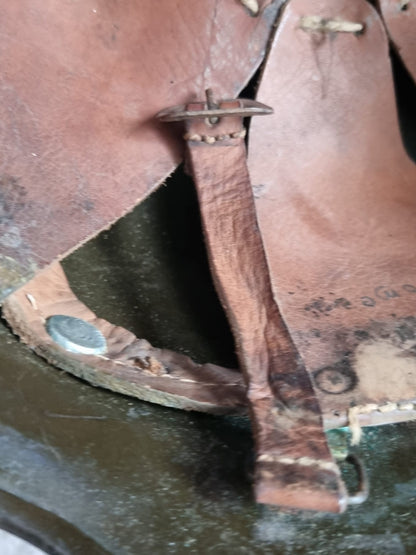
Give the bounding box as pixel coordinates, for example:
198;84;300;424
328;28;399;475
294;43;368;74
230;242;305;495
205;88;220;125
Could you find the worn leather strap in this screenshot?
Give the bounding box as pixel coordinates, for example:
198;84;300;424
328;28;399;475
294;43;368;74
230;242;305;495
184;112;347;512
2;261;246;414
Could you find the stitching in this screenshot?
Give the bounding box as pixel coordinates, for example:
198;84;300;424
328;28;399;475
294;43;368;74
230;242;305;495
96;354;240;387
300;16;364;34
184;129;246;144
239;0;259;16
25;292;46;324
348;401;416;445
257;454;340;474
26;293;38;311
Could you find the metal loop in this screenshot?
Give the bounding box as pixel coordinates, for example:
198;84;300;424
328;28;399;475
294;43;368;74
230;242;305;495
337;453;369;506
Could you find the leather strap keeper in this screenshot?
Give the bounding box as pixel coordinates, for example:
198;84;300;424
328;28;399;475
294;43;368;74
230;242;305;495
184;109;348;512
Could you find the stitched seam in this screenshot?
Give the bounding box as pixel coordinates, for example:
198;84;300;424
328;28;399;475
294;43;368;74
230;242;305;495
257;454;340;474
25;293;46;324
97;355;241;386
26;293;38;311
23;293;241;389
184;129;246;144
348;401;416;445
300;16;364;34
239;0;259;16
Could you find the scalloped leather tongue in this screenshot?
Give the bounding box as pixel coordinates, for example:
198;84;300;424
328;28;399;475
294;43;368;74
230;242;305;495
249;0;416;430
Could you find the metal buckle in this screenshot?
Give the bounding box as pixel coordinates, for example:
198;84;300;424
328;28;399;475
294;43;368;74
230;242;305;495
157;88;273;123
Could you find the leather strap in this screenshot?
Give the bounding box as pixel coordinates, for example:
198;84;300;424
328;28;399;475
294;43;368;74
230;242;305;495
184;110;347;512
2;261;246;414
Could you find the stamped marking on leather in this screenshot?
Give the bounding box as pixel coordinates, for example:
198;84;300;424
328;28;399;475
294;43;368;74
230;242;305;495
313;361;357;395
304;283;416;317
361;284;416;308
305;297;352;318
97;354;242;387
258;454;340;475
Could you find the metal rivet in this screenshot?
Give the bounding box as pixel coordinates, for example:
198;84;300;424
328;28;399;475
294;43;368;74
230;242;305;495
45;315;107;355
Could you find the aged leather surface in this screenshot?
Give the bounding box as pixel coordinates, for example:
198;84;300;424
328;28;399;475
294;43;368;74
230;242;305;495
380;0;416;81
248;0;416;428
2;261;246;414
5;258;416;433
185;112;347;512
3;0;416;513
0;0;280;301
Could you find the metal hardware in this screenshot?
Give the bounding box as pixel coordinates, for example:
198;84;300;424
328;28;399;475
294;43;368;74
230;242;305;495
46;315;107;355
157;95;273;123
337;453;369;506
205;88;220;125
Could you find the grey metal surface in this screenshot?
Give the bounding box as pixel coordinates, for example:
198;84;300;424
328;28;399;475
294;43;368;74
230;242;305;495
0;529;48;555
45;316;107;356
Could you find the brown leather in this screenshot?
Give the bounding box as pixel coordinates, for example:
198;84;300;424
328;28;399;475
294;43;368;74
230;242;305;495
248;0;416;429
2;261;246;414
5;259;416;432
380;0;416;81
3;0;416;514
185;110;347;512
0;0;280;301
